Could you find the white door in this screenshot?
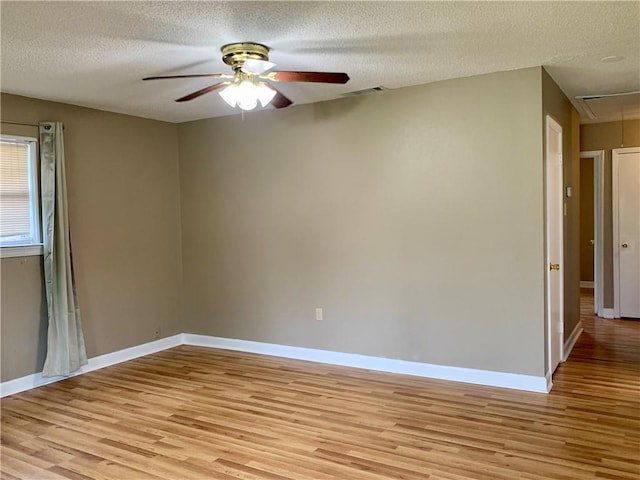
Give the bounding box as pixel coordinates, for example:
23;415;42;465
613;148;640;318
546;116;564;374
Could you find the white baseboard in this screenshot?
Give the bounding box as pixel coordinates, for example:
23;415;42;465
580;281;594;288
2;333;551;398
562;321;583;362
0;334;183;398
183;334;550;393
603;308;615;319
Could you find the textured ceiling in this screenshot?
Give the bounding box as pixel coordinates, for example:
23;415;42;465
1;1;639;124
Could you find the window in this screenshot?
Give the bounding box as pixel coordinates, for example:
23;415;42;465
0;134;42;257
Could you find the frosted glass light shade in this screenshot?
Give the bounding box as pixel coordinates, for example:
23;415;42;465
219;84;238;107
218;80;276;110
236;80;258;110
256;83;277;107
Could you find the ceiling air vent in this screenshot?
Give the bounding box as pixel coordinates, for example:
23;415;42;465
342;86;388;97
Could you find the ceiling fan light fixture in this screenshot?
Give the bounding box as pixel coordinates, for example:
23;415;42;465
219;79;276;110
146;41;349;110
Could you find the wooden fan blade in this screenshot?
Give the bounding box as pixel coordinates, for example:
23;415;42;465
265;84;293;109
176;82;229;102
143;73;230;81
267;71;350;84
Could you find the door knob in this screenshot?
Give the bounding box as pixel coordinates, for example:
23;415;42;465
550;263;560;271
622;242;629;248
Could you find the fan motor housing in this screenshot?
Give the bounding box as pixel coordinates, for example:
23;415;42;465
221;42;270;71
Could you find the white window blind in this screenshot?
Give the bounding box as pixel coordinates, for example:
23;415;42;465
0;135;40;247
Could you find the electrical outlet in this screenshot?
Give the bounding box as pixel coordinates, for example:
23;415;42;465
154;327;160;339
315;308;323;321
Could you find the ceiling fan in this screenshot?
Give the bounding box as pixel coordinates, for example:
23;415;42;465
143;42;350;111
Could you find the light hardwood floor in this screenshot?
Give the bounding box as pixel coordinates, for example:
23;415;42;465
1;294;639;479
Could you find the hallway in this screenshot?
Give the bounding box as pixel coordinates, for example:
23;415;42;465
569;289;640;365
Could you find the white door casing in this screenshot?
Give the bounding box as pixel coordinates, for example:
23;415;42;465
613;148;640;318
546;116;564;375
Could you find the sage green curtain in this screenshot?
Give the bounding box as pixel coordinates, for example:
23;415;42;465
40;122;87;377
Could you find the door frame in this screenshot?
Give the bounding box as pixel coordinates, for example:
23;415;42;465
545;115;564;378
580;150;605;317
612;147;640;318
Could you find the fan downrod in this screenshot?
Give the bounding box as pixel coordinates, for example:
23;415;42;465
221;42;270;71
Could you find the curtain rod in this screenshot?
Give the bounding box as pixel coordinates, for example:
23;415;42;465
1;120;40;127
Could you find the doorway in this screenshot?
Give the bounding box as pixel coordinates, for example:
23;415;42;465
546;115;564;376
580;151;604;317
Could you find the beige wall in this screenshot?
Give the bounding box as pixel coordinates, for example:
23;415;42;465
580;119;640;308
178;67;547;376
0;93;183;382
2;67;575;383
541;69;581;350
0;256;47;380
580;157;594;282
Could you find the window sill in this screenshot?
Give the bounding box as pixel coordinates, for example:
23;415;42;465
0;244;44;259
